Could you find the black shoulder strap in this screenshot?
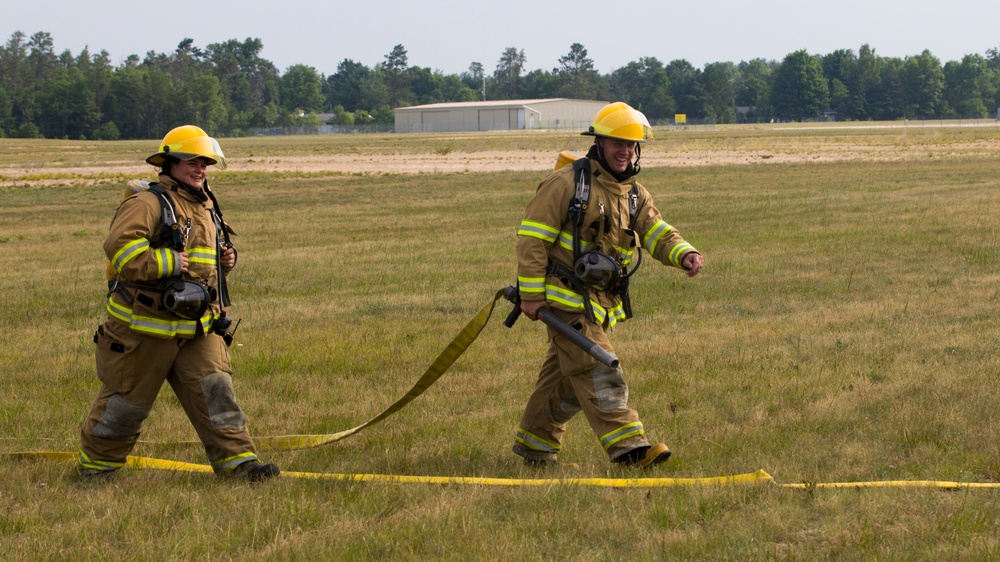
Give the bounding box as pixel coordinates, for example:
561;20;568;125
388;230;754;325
203;180;233;309
203;182;232;248
567;157;592;265
628;184;640;225
147;183;183;250
569;157;591;228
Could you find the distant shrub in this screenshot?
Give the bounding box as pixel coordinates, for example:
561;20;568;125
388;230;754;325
92;122;121;141
13;122;42;138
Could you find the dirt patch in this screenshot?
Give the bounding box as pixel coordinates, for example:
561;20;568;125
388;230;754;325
3;139;1000;187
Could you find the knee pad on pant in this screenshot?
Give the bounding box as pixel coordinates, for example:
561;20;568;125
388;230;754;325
92;394;152;439
201;372;247;431
552;392;582;424
591;363;629;411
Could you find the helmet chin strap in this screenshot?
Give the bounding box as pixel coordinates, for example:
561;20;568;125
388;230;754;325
162;161;209;202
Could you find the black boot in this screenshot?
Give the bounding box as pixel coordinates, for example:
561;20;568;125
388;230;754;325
230;460;280;482
612;443;671;468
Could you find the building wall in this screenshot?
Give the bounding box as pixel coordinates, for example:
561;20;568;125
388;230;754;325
529;100;606;129
394;99;606;133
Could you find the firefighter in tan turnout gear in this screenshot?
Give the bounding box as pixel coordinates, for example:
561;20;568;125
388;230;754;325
78;125;279;481
513;102;704;468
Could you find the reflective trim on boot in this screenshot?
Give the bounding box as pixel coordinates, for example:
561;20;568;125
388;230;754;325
213;451;258;474
514;428;561;454
78;449;124;474
600;422;645;451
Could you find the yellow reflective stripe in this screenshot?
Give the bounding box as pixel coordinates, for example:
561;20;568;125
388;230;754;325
112;238;149;272
78;449;124;471
618;246;634;266
545;284;585;309
607;302;626;325
130;315;198;337
643;220;672;254
556;231;592;253
517;276;546;293
515;429;561;453
187;246;217;265
668;242;695;268
592;303;609;325
601;422;645;450
106;296;132;323
517;220;558;242
214;451;258;472
106;295;216;337
543;285;611;325
154;247;176;278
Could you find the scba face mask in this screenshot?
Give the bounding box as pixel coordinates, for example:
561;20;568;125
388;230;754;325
160;280;210;320
573;251;624;293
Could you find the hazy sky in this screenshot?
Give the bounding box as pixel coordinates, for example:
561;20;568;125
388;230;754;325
4;0;999;76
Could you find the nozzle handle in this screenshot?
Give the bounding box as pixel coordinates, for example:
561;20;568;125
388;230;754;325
502;285;522;328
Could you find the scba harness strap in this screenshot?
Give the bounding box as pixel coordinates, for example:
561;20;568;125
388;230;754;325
563;157;643;321
107;180;235;338
148;183;186;251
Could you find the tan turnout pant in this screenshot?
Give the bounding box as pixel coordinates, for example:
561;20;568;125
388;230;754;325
513;309;650;463
79;319;258;474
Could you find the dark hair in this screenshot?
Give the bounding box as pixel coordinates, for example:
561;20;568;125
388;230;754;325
159;155;179;173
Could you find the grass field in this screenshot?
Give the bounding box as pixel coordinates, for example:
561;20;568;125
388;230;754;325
3;125;1000;559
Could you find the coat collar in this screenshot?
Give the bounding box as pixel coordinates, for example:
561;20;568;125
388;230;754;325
158;174;211;206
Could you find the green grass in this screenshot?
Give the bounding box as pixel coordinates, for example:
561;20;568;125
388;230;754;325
3;127;1000;559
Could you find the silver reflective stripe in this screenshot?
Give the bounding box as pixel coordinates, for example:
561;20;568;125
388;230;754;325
518;220;558;242
557;231;591;253
515;429;560;452
601;422;645;451
214;452;257;472
669;242;695;267
187;247;217;265
113;239;150;272
155;247;175;277
643;221;672;254
78;449;125;471
517;277;546;293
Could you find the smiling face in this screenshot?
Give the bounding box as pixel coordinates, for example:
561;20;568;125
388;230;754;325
170;157;212;188
596;137;636;174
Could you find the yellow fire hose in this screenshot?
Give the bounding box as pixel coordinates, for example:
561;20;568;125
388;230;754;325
7;289;1000;489
250;287;508;450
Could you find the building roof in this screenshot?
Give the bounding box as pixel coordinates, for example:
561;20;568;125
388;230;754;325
394;98;605;112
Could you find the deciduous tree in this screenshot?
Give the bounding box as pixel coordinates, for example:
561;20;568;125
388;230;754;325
771;50;828;121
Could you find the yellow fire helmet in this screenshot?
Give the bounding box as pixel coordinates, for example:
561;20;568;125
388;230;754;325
582;102;654;142
145;125;227;170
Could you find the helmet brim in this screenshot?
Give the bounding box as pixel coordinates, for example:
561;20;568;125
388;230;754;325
146;152;224;169
581;129;652;143
146;134;227;170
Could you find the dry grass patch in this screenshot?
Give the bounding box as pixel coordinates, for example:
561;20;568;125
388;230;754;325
5;126;1000;558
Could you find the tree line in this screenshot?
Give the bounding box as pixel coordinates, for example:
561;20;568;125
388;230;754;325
2;31;1000;140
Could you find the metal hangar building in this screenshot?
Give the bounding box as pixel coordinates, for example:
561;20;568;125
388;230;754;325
393;98;607;133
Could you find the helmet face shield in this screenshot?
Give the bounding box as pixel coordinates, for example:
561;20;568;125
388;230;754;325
162;136;227;169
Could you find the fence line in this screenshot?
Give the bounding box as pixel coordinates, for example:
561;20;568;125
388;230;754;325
245;117;999;136
246;123;394;136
